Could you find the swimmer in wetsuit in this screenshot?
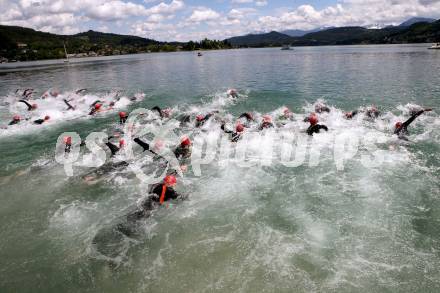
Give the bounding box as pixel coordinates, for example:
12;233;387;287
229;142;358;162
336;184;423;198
344;110;358;119
89;103;102;115
33;115;50;125
306;114;328;136
8;115;21;125
63;99;75;110
259;115;274;130
394;108;432;140
119;111;128;124
19;100;37;111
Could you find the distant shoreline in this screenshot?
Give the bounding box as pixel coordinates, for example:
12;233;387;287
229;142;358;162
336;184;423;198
0;43;436;71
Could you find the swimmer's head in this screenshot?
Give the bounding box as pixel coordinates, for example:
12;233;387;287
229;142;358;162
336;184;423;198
236;123;244;133
164;175;177;187
181;136;191;147
309;114;318;125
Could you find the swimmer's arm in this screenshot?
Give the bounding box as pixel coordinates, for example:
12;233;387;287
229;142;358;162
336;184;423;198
402;109;430;128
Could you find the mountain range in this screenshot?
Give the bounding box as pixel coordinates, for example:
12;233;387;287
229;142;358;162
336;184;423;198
1;17;439;62
226;17;440;47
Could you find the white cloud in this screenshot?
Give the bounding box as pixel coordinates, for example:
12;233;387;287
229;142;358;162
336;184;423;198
256;0;440;31
255;0;268;7
146;0;184;15
86;1;149;21
228;8;257;20
1;0;440;41
187;7;221;23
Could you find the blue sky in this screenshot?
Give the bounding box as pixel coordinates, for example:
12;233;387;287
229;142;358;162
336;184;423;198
1;0;440;41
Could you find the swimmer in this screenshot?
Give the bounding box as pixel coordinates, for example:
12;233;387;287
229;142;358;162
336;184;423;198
195;113;215;128
64;136;72;153
259;115;274;130
19;100;37;111
8;115;21;125
227;88;238;98
119;112;128;124
75;88;87;94
394;108;432;140
63;99;75;110
344;110;358;119
89;103;102;115
33;115;50;125
174;136;192;161
315;102;330;113
366;105;380;119
306;114;328;135
222;121;244;142
105;137;125;156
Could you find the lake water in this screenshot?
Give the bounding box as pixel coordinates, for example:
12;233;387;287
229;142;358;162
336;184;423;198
0;45;440;292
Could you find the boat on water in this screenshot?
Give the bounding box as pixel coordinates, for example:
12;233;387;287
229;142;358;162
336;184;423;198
428;43;440;50
281;45;292;50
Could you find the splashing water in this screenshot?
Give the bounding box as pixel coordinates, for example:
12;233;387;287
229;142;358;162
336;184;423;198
0;46;439;292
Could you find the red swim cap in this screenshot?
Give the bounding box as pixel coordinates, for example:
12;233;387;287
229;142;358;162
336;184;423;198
119;139;125;148
181;136;191;146
94;103;102;110
262;115;272;122
196;114;204;121
309;115;318;125
164;175;177;186
13;115;21;121
395;122;402;129
236;123;244;133
44;115;50;120
64;136;72;145
119;111;127;118
32;103;38;109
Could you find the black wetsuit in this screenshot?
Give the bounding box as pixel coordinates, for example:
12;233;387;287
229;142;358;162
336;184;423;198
33;118;45;125
239;112;253;122
133;137;159;155
345;110;358;119
123;184;183;223
151;106;164;118
394;110;425;139
91;100;102;107
173;145;191;161
19;100;34;111
75;89;87;94
63;99;75;110
221;123;242;142
366;109;380;118
150;183;181;202
315;105;330;113
259;121;274;130
8;119;20;125
105;141;121;156
120;116;127;124
65;143;71;153
23;89;33;98
307;124;328;136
